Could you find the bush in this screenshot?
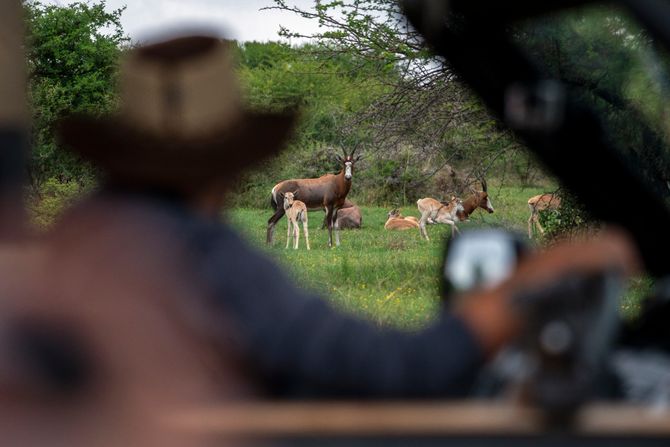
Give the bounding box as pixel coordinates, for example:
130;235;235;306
28;178;93;229
540;191;598;242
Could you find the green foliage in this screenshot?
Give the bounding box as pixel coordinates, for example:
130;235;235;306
539;192;596;242
25;0;128;188
28;178;92;229
259;1;540;206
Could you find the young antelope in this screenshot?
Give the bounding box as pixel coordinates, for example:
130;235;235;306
283;192;310;250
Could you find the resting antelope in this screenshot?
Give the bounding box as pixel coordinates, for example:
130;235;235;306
268;147;361;248
384;209;420;231
283;192;310;250
335;200;363;229
458;178;495;220
528;193;561;239
321;199;362;229
417;197;465;240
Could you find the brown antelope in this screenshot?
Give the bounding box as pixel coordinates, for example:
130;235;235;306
458;178;495;221
267;147;361;248
321;199;361;229
335;200;363;229
384;209;420;231
417;197;465;240
528;193;561;239
283;192;310;250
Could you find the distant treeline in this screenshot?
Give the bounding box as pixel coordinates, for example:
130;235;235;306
25;1;551;222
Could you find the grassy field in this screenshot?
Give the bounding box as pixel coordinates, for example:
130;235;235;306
227;185;529;329
225;185;649;329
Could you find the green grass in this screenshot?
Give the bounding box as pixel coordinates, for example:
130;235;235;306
225;185;649;329
226;185;546;329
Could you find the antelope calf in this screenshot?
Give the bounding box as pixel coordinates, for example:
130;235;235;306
283;192;310;250
417;197;465;240
527;193;561;239
384;209;420;231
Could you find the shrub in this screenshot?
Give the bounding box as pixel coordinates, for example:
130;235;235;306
540;191;598;242
28;178;93;229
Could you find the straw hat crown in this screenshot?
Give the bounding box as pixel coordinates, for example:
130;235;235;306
120;36;242;139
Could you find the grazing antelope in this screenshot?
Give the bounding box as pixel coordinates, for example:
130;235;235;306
528;193;561;239
384;209;420;231
283;192;310;250
267;147;361;248
417;197;465;240
458;178;495;221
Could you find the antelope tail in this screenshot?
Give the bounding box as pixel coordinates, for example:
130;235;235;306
271;185;279;210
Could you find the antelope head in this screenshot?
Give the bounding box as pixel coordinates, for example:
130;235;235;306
336;146;362;181
478;179;494;213
283;190;298;208
387;208;401;219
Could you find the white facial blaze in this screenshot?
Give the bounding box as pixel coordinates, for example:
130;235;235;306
344;162;353;179
486;197;494;212
457;201;465;213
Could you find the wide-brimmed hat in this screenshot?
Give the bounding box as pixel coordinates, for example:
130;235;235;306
57;35;298;192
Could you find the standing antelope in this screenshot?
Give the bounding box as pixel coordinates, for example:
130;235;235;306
417;197;465;240
267;147;361;248
283;192;310;250
458;179;495;220
384;209;420;231
528;193;561;239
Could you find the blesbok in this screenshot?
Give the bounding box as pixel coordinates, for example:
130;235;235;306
417;197;465;240
267;147;361;247
283;192;310;250
528;193;561;239
458;179;495;220
320;199;361;229
335;200;363;229
384;209;420;231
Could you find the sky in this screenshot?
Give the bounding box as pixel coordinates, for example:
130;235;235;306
40;0;322;43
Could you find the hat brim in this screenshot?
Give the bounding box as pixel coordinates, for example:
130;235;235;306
56;110;298;192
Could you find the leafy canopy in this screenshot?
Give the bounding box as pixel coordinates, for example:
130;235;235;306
25;0;128;188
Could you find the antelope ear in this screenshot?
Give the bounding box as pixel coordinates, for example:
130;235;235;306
335;155;344;163
292;190;299;196
354;154;363;162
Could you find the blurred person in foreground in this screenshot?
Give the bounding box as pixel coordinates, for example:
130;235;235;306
48;33;640;400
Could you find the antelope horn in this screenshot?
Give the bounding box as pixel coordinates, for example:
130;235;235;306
341;146;348;157
350;142;360;158
481;178;487;192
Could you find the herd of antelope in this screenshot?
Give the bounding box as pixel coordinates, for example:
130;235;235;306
266;148;559;249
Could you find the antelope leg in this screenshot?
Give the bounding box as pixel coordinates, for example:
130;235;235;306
286;216;291;249
267;207;285;245
325;206;333;247
333;208;341;247
303;218;310;250
294;223;300;249
419;213;430;241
